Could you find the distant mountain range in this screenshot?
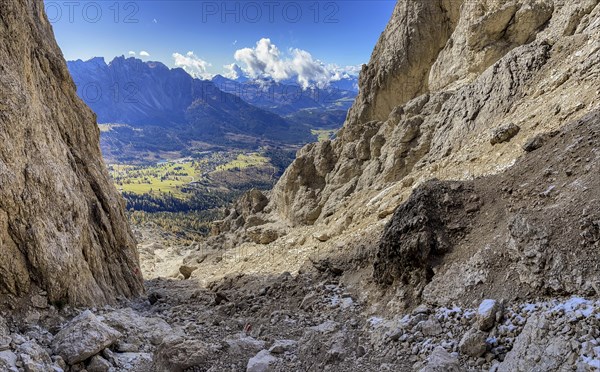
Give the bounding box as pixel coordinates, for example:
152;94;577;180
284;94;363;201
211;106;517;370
67;56;358;161
211;74;357;116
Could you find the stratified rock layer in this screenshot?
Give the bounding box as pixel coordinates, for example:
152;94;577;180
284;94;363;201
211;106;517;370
0;0;144;306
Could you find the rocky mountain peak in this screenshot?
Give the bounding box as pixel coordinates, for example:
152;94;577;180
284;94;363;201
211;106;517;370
208;0;600;302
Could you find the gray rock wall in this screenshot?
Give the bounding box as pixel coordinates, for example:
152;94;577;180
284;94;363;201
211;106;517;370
0;0;144;306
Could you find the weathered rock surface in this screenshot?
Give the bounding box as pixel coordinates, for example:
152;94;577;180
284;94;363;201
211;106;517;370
0;0;143;307
52;310;122;365
246;350;277;372
459;328;488;357
153;336;213;372
477;299;502;331
419;347;463;372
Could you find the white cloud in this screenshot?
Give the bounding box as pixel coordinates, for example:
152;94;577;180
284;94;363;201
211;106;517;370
172;51;213;79
128;51;136;56
139;51;150;57
230;38;359;89
223;63;245;80
328;64;362;79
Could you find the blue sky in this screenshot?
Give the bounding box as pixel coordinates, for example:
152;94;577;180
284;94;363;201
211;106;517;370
46;0;396;79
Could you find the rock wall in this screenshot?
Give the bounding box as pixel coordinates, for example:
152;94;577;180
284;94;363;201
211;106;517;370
268;0;600;227
206;0;600;308
0;0;144;306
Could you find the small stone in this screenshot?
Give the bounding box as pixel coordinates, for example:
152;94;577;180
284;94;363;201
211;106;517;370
31;295;48;309
385;328;403;342
356;345;366;357
116;342;140;353
0;336;11;351
247;350;277;372
87;355;112;372
313;232;330;242
459;329;488;357
523;134;546;152
412;345;420;355
269;340;297;354
52;355;67;370
491;123;520;145
419;347;461;372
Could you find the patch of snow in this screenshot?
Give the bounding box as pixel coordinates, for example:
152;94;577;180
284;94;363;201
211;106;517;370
594;346;600;358
463;310;476;319
478;299;497;315
368;317;384;327
549;297;593;316
521;303;538;312
439;306;462;317
581;356;600;369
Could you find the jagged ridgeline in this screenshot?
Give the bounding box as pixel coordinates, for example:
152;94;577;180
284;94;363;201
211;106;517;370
209;0;600;301
0;0;144;306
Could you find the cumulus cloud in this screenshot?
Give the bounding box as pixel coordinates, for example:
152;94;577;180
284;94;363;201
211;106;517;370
231;38;358;89
328;64;362;79
223;63;245;80
172;51;213;79
139;51;150;57
128;51;136;56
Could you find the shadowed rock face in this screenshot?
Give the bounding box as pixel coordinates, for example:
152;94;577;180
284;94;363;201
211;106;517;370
0;0;144;306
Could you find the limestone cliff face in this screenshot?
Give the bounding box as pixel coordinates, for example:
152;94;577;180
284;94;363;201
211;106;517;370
269;0;600;227
0;0;144;306
205;0;600;305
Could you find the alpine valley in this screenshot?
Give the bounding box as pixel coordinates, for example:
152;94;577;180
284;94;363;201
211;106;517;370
66;56;358;221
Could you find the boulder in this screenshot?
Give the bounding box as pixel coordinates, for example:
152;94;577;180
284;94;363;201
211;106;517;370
246;350;277;372
102;308;175;346
247;224;285;245
0;350;18;372
224;336;266;355
420;318;443;336
477;299;502;331
52;311;122;365
16;341;53;372
419;347;463;372
459;329;487;357
154;336;212;372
